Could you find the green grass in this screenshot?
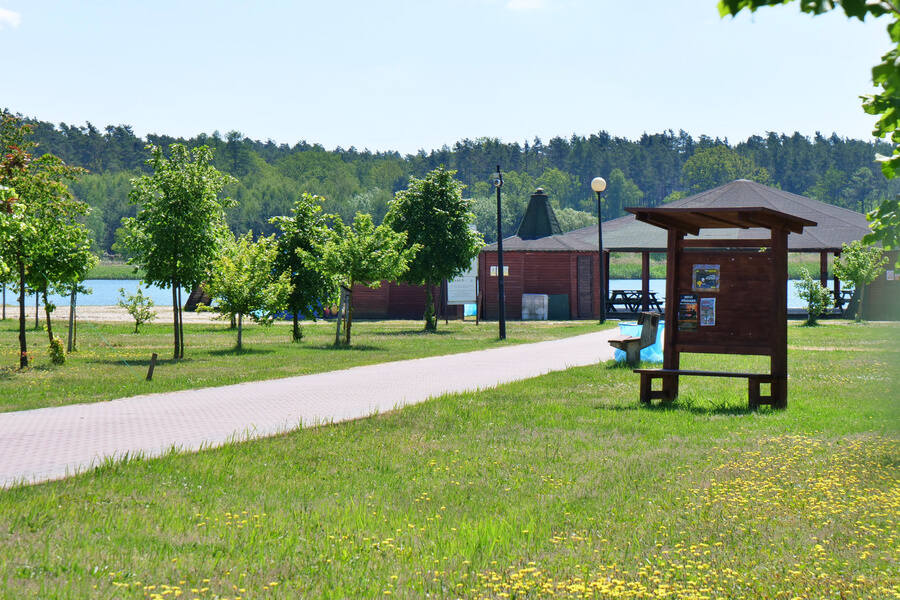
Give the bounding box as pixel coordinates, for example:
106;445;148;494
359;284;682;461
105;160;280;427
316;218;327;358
0;318;605;413
0;321;896;598
85;261;145;280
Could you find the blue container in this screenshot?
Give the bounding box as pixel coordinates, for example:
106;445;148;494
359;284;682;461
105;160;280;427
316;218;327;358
613;320;664;363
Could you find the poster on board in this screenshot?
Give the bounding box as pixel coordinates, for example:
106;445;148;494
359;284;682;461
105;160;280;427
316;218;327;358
699;297;716;326
678;293;699;331
692;264;721;292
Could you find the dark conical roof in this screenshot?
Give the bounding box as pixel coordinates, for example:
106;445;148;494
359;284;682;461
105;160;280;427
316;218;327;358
516;188;562;240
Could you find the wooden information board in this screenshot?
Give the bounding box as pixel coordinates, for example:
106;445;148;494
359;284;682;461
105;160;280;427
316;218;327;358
627;207;816;409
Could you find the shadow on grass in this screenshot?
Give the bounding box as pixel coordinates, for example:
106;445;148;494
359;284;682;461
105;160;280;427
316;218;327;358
309;343;384;352
374;329;452;337
208;347;276;357
88;356;190;366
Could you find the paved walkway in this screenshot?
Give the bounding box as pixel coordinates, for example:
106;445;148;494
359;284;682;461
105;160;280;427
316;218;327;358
0;329;618;488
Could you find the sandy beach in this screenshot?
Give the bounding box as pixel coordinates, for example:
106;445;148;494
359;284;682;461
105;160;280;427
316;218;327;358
1;304;228;324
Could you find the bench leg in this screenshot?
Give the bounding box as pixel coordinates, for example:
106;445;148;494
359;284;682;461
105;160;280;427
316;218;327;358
748;378;760;411
772;377;787;410
662;374;678;402
625;343;640;366
639;373;652;404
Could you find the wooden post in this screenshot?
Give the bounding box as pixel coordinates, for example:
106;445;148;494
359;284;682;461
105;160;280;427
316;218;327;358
475;279;480;326
662;229;683;401
819;250;828;288
334;289;345;346
833;250;841;304
146;353;158;381
641;251;650;312
604;250;611;313
771;227;789;409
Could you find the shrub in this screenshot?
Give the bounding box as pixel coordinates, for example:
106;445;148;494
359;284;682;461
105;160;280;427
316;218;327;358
49;336;65;365
118;286;157;333
796;268;834;326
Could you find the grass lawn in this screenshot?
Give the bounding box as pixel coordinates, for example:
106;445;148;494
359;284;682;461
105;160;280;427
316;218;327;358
86;261;145;280
0;321;896;599
0;318;605;413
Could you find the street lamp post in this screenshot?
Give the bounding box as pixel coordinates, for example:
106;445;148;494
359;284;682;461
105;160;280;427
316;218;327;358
591;176;607;324
494;165;506;340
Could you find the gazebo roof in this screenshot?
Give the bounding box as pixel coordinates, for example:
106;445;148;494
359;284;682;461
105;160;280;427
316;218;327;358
483;179;870;253
627;206;816;235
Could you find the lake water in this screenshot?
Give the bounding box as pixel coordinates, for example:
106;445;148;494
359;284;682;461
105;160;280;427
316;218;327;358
1;278;832;310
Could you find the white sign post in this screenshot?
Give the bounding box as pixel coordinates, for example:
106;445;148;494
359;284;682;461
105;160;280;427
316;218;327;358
447;257;478;305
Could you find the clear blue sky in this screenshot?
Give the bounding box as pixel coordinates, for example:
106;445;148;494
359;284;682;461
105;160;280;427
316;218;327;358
0;1;889;154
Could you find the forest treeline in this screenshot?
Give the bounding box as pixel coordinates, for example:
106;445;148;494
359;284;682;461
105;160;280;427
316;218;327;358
17;113;898;252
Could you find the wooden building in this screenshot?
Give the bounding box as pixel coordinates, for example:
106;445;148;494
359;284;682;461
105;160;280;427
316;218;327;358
480;179;875;320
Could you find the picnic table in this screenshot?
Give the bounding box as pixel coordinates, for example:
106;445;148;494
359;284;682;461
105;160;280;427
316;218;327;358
834;288;855;316
606;289;663;313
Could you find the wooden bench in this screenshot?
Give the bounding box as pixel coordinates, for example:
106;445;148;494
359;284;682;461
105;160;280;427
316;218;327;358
608;312;660;365
632;368;782;409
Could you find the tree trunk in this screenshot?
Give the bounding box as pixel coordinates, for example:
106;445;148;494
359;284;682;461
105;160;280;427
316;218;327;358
344;291;353;346
171;281;180;359
292;313;302;342
237;313;243;350
230;314;236;330
43;290;53;343
72;291;78;351
34;291;39;329
18;260;27;369
424;284;437;332
2;284;6;320
856;285;865;323
177;284;184;358
67;289;76;352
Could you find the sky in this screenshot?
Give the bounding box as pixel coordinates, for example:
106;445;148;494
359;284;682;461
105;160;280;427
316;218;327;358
0;1;890;155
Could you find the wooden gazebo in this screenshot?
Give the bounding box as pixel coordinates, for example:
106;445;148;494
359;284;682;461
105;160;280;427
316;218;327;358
627;206;816;409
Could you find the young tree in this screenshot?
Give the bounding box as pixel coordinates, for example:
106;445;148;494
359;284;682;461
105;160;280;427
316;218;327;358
204;231;291;350
0;111;87;369
120;144;236;359
320;212;417;345
385;167;482;331
118;285;157;333
269;193;337;342
30;216;97;344
833;240;888;322
796;267;835;326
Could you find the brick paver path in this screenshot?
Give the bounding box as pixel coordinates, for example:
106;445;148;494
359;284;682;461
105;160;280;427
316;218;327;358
0;329;618;488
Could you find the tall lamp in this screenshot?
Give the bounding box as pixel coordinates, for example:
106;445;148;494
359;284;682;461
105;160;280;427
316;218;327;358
493;165;506;340
591;176;607;324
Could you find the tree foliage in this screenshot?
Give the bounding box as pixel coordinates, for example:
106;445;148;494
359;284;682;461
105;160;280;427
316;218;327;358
795;267;834;325
17;111;894;254
118;285;157;333
833;240;888;321
0;111;91;368
204;231;291;350
320;213;417;345
385;167;482;330
681;146;770;192
269;193;337;341
120;144;236;359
